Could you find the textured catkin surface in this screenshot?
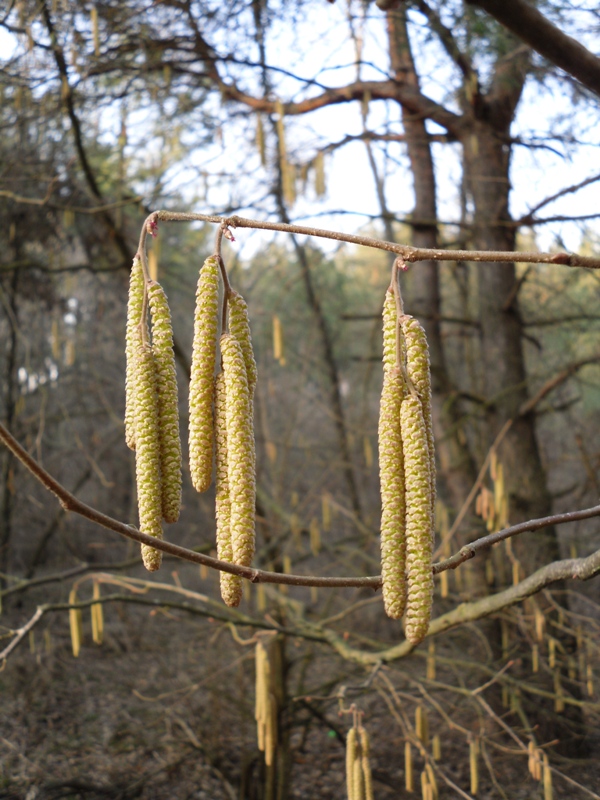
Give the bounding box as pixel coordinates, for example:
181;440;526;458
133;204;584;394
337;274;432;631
379;368;408;619
401;393;434;644
228;292;258;398
402;315;436;525
125;258;144;450
346;727;357;800
133;341;163;572
382;288;398;372
214;371;243;607
221;334;255;568
148;282;182;524
189;256;220;492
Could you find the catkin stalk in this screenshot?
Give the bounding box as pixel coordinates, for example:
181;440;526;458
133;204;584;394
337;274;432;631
401;392;434;644
379;367;407;619
134;341;164;571
221;334;256;569
125;258;144;450
189;256;220;492
148;281;182;523
214;372;243;607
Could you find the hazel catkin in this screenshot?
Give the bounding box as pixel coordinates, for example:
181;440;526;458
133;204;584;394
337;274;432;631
221;333;256;569
189;255;220;493
148;281;182;524
228;291;258;398
401;392;434;644
382;287;398;372
378;367;408;619
125;258;144;450
133;341;164;571
214;371;243;607
402;314;436;524
346;727;358;800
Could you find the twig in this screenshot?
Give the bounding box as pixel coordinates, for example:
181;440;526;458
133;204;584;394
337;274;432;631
151;210;600;268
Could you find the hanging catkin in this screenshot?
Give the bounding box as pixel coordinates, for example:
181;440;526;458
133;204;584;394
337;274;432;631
402;315;436;525
401;392;434;644
134;341;164;571
346;727;357;800
148;281;182;523
228;292;258;398
214;371;243;607
125;258;144;450
379;367;408;619
221;333;256;569
382;287;398;371
359;726;374;800
189;256;220;492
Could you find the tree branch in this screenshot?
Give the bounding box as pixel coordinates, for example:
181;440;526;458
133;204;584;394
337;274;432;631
467;0;600;97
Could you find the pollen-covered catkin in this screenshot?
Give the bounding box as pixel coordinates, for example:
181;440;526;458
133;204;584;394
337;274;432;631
378;367;408;619
214;371;243;607
125;258;144;450
346;727;357;800
382;287;398;371
148;281;182;524
221;334;256;568
189;256;220;493
401;392;434;644
228;292;258;398
134;341;164;571
359;727;374;800
402;315;436;524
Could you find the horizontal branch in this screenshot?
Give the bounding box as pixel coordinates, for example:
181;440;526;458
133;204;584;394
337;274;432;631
151;210;600;269
2;420;600;592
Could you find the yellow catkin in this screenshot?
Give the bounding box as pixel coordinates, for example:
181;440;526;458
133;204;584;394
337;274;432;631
124;258;144;450
214;372;243;607
402;393;434;644
432;734;441;761
353;746;365;800
382;288;398;371
346;727;357;800
221;334;256;569
255;642;269;752
470;739;479;795
189;256;220;492
148;281;182;524
91;581;103;645
228;292;258;399
256;114;266;166
425;764;438;799
401;315;436;527
314;150;326;197
405;741;414;792
379;368;407;619
68;588;82;658
359;727;374;800
134;341;163;571
543;753;552;800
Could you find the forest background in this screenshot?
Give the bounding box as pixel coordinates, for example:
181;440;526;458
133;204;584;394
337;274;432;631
2;1;600;798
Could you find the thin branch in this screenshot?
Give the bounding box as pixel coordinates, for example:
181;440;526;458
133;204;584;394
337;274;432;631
153;210;600;269
2;420;600;590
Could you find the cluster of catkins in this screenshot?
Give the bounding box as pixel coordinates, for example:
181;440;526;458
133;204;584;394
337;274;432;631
346;724;374;800
125;255;256;606
378;285;435;644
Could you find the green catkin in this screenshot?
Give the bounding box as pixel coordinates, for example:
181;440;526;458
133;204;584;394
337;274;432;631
134;341;163;571
402;315;436;527
228;292;258;398
379;367;408;619
221;334;256;569
346;727;357;800
125;258;144;450
382;287;397;371
148;281;182;523
401;392;434;644
189;256;220;492
214;371;243;607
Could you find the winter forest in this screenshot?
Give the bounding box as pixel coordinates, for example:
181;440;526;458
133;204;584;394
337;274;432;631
1;1;600;798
